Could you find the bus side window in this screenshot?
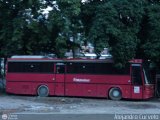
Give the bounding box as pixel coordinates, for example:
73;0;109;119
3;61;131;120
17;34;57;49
131;65;143;85
8;62;54;73
56;65;65;74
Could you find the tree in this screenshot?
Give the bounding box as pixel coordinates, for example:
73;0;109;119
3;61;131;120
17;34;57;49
82;0;146;67
0;0;42;57
139;1;160;67
1;0;160;69
56;0;83;57
39;0;83;58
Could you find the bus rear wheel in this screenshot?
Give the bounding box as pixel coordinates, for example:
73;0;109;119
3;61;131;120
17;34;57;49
37;85;49;97
109;88;122;100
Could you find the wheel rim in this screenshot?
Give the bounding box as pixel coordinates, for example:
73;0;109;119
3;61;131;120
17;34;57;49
109;88;122;100
38;85;49;97
113;90;120;97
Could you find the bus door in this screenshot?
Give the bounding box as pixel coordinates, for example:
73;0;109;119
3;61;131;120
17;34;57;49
54;63;65;96
131;64;143;99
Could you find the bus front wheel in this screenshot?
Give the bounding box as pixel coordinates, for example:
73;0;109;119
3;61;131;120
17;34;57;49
37;85;49;97
109;88;122;100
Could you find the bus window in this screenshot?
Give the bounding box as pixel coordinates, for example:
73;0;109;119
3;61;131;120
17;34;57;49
131;64;143;85
56;63;65;74
8;62;54;73
143;67;153;84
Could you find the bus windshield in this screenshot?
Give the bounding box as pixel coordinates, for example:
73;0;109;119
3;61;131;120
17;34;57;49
143;66;153;84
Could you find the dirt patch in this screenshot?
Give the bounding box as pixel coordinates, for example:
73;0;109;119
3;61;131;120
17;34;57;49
7;95;88;105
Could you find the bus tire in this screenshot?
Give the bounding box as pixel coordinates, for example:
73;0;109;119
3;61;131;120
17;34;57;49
37;85;49;97
109;88;122;100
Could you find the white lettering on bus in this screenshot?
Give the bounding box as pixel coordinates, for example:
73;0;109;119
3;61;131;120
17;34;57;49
73;78;90;83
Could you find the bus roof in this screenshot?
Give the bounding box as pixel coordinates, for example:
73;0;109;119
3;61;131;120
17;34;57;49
7;58;114;63
7;58;143;64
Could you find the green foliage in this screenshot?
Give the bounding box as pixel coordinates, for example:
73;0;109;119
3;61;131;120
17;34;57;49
0;0;41;56
0;0;160;68
57;0;81;17
82;0;146;66
55;36;67;58
56;0;83;57
141;3;160;63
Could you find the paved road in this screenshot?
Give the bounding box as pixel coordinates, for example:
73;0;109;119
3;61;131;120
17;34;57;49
1;114;114;120
0;94;160;120
1;113;160;120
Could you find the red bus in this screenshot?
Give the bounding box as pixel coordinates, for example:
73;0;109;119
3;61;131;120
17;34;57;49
6;57;154;100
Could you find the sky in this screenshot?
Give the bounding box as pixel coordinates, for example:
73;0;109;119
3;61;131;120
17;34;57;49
42;0;92;15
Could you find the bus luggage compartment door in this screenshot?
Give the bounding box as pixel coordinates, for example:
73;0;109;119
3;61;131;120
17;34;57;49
55;63;65;96
131;64;143;99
